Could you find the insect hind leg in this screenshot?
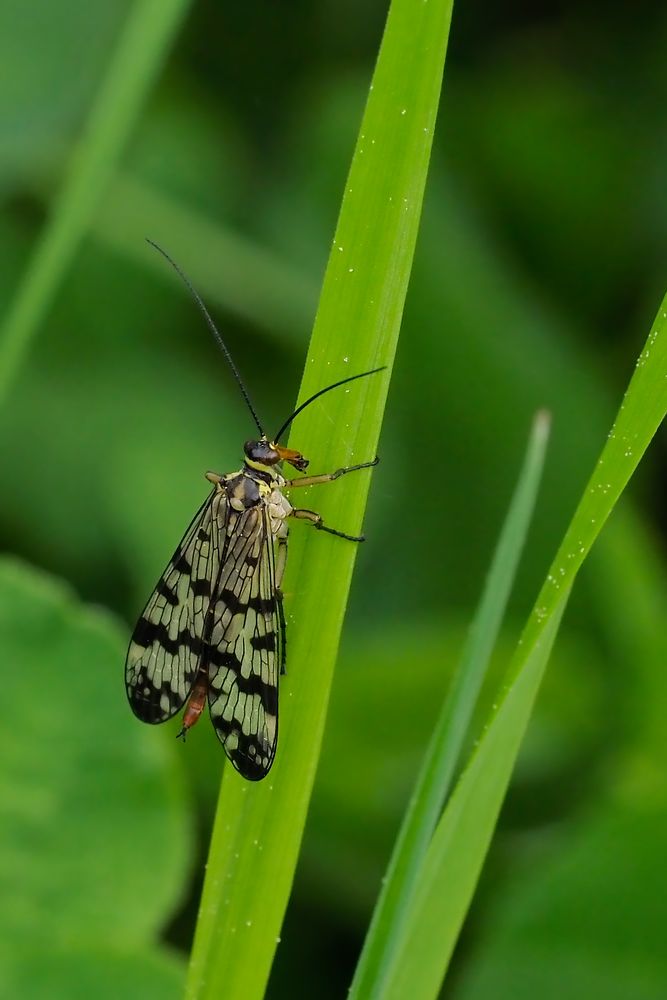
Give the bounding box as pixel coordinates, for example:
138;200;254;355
290;507;365;543
275;536;288;675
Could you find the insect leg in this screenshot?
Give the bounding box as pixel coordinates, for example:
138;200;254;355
275;535;288;675
284;456;379;489
290;507;365;543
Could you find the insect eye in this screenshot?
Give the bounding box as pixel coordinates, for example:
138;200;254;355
244;440;280;465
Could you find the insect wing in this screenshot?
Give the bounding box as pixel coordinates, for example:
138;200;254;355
206;505;281;780
125;490;226;723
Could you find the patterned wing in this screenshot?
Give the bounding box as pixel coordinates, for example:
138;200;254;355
206;504;282;780
125;489;228;723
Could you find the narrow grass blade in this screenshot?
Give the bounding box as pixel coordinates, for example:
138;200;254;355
350;410;551;999
0;0;191;405
376;296;667;999
184;1;455;998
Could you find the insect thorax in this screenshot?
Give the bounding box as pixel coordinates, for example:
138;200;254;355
222;465;292;536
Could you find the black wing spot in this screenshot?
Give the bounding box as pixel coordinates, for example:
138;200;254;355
250;632;275;652
156;578;179;606
212;718;274;781
132;618;202;657
248;595;275;616
173;552;192;575
191;577;211;597
207;647;243;671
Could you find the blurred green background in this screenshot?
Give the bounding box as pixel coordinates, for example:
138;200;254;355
1;1;667;997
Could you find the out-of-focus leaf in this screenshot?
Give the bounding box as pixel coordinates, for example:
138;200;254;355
93;171;317;341
0;0;191;403
454;805;667;1000
0;0;128;187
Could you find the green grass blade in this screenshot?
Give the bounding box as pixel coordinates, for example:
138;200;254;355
0;0;190;405
184;1;455;997
376;294;667;1000
350;410;551;1000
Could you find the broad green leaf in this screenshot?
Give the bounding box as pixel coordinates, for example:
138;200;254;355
0;558;191;954
4;946;184;1000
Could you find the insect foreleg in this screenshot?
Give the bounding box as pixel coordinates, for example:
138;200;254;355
284;456;378;489
290;507;365;543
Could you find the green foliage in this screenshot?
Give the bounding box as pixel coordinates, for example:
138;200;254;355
351;412;551;998
360;300;667;998
1;0;666;997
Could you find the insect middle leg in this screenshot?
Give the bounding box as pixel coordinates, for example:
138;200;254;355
290;507;365;542
286;456;378;542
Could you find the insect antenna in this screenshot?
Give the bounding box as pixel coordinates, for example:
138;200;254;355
146;239;265;437
274;366;385;443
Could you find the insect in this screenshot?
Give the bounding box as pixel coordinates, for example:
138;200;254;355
125;242;382;780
